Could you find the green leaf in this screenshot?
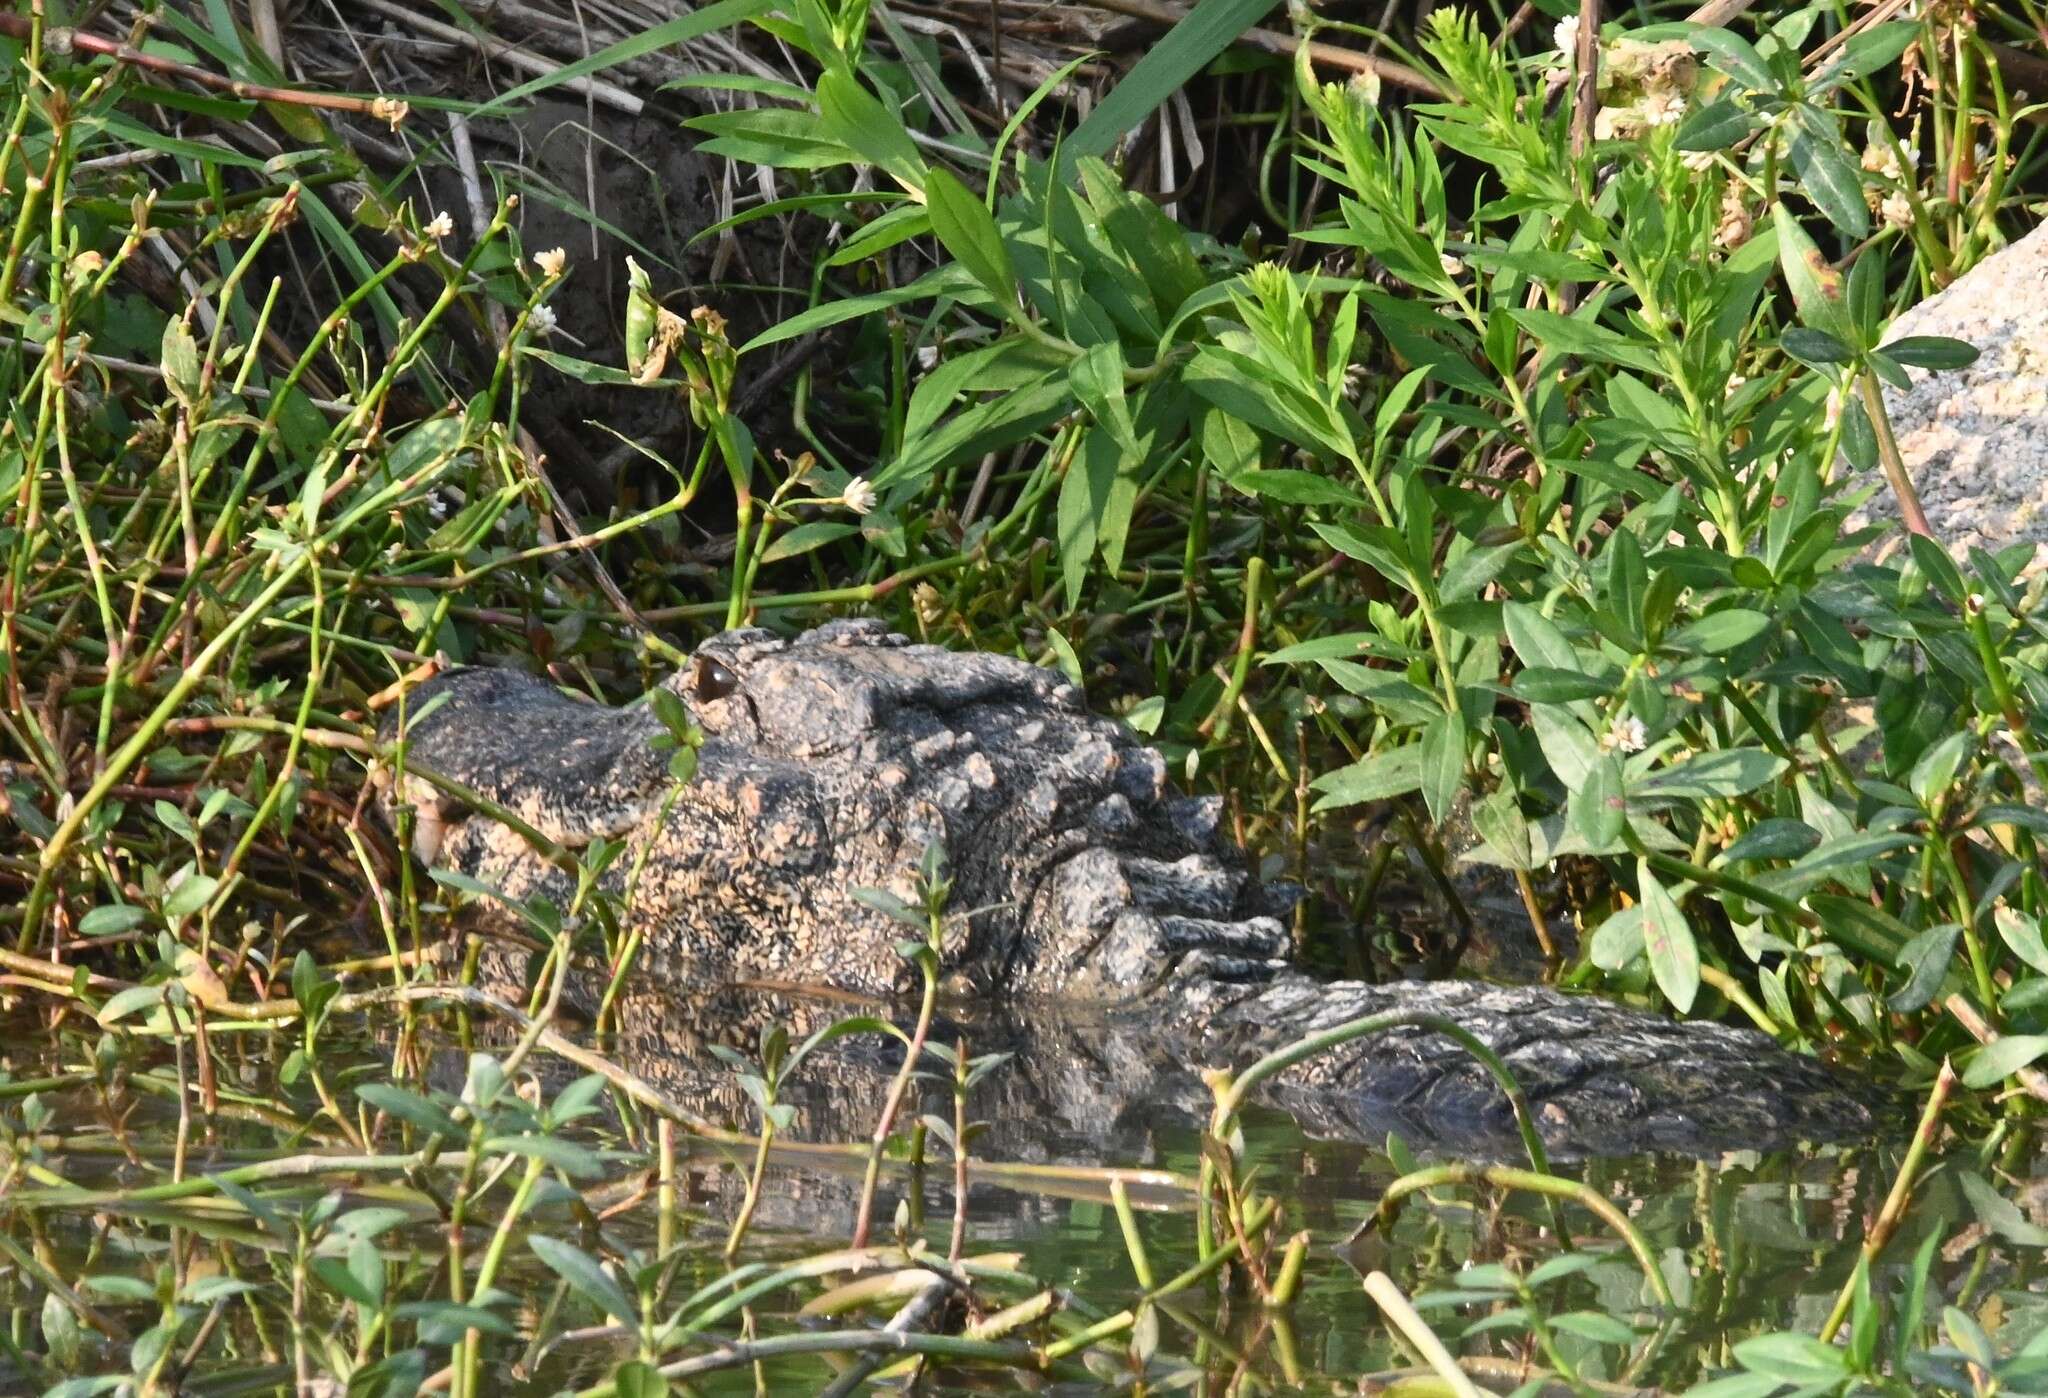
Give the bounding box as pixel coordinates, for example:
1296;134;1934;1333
1771;204;1851;342
1687;27;1776;91
1069;342;1138;455
611;1360;669;1398
1066;0;1282;161
1887;922;1961;1013
396;1301;515;1344
760;520;859;564
1881;334;1979;370
97;983;166;1026
1674;95;1758;151
1731;1332;1850;1381
1471;789;1533;871
162;871;220;923
1571;755;1627;850
1512;667;1613;703
1637;860;1700;1012
1507;308;1661;373
78;904;148;937
1997;907;2048;976
484;1133;606;1180
1786;107;1871;238
1550;1311;1636;1345
528;1236;640;1329
816;68;925;189
1668;608;1771;654
1588;905;1644;971
1309;746;1423;812
1780;326;1853;366
1418;711;1466;826
1633;749;1786;800
1957;1170;2048;1246
1962;1033;2048;1088
1230;469;1366;507
742;264;978;354
1717;819;1819;864
468;0;774;118
160;316;201;405
1812;22;1918;90
357;1084;465;1143
923;165;1017;310
1530;705;1601;788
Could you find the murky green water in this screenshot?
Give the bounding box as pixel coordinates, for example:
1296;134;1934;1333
0;987;2031;1394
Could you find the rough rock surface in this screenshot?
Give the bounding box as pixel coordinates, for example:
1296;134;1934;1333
1864;220;2048;560
382;621;1885;1159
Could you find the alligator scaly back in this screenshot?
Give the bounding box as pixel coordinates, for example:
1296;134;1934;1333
380;620;1882;1159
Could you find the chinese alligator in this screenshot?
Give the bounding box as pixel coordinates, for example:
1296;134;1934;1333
380;618;1882;1159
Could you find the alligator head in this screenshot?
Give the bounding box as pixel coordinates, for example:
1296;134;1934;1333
382;618;1292;1001
379;620;1886;1158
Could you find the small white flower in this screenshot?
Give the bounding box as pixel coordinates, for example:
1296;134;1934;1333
1347;68;1382;107
1861;141;1903;183
1554;15;1581;63
1439;251;1466;278
534;246;567;278
1681;148;1716;172
1642;88;1686;127
915;345;940;372
423;211;455;240
528;303;559;338
843;478;878;516
1881;190;1914;229
1342;361;1370;402
1602;714;1648;753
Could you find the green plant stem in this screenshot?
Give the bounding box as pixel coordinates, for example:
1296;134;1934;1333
1818;1059;1954;1343
1372;1165;1675;1308
1211;1009;1550;1178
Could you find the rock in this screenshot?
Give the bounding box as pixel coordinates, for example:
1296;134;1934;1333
1863;219;2048;566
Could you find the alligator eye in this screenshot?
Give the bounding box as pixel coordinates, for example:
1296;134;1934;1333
691;655;739;701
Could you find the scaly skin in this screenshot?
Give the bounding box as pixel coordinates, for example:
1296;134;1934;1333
381;619;1884;1158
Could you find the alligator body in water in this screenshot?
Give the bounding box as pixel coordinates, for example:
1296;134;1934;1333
381;619;1881;1159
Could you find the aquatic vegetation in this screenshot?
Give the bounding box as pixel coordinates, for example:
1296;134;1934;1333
1;0;2046;1391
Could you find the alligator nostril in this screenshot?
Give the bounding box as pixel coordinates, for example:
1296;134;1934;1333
691;655;738;700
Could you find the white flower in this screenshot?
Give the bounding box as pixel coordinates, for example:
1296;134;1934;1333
528;303;558;337
1554;15;1581;63
534;246;566;278
1861;141;1903;182
1439;251;1466;278
1602;714;1648;753
1642;88;1686;127
423;211;454;240
915;345;940;372
1881;190;1914;229
843;478;878;516
1681;148;1716;172
1347;68;1382;107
